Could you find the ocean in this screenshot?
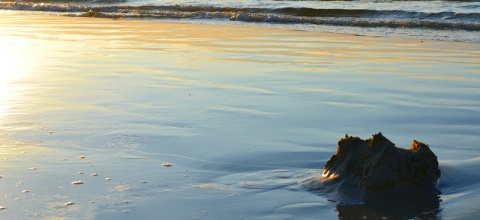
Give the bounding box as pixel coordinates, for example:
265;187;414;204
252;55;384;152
1;0;480;42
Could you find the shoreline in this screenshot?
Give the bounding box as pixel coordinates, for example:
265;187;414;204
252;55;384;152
1;0;479;43
1;11;480;46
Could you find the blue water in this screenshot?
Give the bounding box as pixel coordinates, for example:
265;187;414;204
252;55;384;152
1;0;480;42
1;8;480;219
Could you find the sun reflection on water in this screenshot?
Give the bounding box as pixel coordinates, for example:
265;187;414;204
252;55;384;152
0;35;37;120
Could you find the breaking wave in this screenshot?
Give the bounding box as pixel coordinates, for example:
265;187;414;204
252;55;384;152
1;2;479;31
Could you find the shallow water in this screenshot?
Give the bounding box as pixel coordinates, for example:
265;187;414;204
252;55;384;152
1;0;480;42
1;14;480;219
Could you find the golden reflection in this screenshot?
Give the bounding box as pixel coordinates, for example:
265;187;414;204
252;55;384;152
322;170;339;179
0;142;51;158
0;36;33;80
0;35;36;119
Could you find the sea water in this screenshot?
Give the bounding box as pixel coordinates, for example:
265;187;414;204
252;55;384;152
1;0;480;42
0;2;480;220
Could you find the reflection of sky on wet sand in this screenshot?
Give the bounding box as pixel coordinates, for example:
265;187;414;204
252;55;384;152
0;14;479;219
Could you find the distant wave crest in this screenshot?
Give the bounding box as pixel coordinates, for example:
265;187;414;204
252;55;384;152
1;2;479;31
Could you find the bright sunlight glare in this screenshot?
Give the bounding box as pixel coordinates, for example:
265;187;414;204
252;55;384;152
0;35;36;119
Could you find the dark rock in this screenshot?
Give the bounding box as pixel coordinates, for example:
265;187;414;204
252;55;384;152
322;132;441;202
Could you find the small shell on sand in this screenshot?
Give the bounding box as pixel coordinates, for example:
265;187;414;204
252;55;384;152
162;163;172;167
65;201;75;206
105;178;112;181
91;173;99;176
78;172;84;174
22;190;30;193
80;155;85;159
72;181;84;185
0;206;5;210
29;167;37;170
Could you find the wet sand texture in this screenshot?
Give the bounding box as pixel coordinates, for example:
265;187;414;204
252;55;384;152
1;13;479;219
323;133;440;202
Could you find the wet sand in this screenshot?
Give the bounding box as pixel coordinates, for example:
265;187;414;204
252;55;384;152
1;13;480;219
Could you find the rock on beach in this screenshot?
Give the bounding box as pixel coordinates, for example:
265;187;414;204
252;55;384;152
320;132;441;202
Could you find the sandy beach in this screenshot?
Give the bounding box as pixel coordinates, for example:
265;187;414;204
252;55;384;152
1;13;480;219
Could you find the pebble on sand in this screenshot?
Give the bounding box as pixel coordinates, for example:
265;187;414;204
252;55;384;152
72;181;84;185
91;173;99;176
80;155;85;159
65;201;75;206
162;163;172;167
0;206;5;210
106;178;112;181
22;190;30;193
